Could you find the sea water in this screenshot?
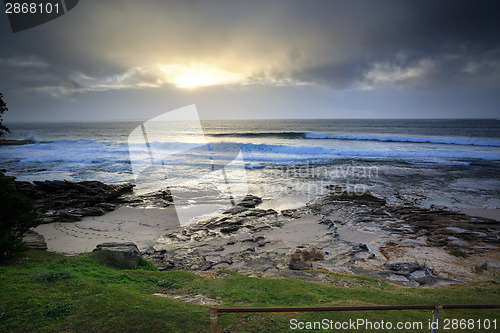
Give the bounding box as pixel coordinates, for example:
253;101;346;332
1;119;499;210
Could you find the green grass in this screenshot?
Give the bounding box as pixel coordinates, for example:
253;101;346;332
0;250;498;332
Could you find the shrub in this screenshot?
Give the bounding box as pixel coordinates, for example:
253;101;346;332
30;269;72;282
136;257;158;271
44;302;75;318
0;93;10;138
156;278;182;289
144;275;159;284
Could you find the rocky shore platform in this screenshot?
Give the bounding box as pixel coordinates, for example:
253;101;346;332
147;190;500;287
0;139;37;146
1;170;177;224
2;171;135;223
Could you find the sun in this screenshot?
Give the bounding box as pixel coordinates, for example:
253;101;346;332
158;63;245;88
173;71;226;88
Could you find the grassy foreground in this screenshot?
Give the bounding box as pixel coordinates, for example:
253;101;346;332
0;250;498;332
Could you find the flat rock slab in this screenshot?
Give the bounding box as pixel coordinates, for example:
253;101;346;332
23;229;47;251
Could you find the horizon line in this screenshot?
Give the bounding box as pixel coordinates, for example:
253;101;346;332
5;117;500;124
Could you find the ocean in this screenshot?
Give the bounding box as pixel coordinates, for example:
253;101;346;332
2;119;500;211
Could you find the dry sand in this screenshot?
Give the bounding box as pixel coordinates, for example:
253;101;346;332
35;206;179;255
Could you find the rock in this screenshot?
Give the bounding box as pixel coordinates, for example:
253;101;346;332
448;239;471;248
409;269;427;280
427;234;448;246
306;190;385;211
352;243;369;253
220;225;241;234
205;217;245;232
223;206;248;215
0;172;134;222
55;211;83;222
77;206;106;216
354;252;373;260
322;246;335;255
97;202;116;211
410;268;438;285
289;246;325;270
325;184;345;192
0;139;36;146
242;236;265;243
241;209;277;217
400;237;427;246
237;195;262;208
326;189;386;205
281;209;304;219
319;219;336;229
384;262;440;286
205;255;223;264
384;262;420;276
289;261;313;270
92;242;141;268
23;229;47;250
387;274;410;282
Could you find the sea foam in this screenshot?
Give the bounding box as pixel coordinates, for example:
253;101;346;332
304;132;500;147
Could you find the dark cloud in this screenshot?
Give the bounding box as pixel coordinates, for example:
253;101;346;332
0;0;499;120
292;0;500;89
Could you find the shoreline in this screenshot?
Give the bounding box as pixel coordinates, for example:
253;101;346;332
3;166;497;287
30;187;500;287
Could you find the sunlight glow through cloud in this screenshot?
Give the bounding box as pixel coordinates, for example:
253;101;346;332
158;63;246;88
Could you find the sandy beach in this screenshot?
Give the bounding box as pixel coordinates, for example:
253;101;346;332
36;207;179;255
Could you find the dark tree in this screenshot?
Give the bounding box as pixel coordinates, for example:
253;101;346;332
0;93;11;138
0;174;43;263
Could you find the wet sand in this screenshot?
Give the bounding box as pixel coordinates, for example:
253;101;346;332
460;208;500;221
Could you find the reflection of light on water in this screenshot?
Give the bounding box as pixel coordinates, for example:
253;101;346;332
174;203;230;224
259;195;309;211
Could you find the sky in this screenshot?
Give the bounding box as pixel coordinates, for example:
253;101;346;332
0;0;499;122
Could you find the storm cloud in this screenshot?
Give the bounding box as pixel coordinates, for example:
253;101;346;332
0;0;499;120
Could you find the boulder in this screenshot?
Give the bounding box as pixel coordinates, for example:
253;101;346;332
383;262;439;286
383;262;420;276
409;268;438;285
237;195;262;208
289;246;325;270
92;242;141;268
